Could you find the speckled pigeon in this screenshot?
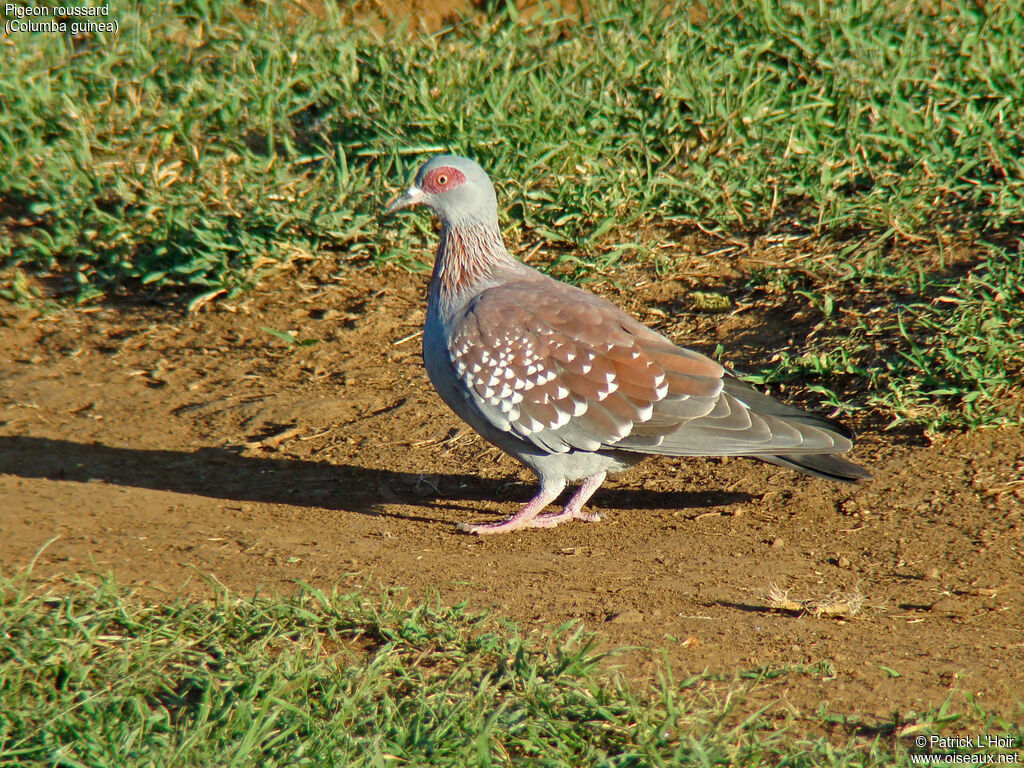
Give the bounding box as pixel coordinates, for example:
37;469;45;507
386;155;870;534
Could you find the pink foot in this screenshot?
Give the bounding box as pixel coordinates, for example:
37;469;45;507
531;471;606;528
457;472;607;534
456;480;564;535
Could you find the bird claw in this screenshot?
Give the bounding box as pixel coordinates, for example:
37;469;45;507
531;508;603;527
456;507;602;535
456;518;525;535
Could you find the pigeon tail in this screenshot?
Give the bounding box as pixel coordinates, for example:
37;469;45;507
761;453;872;483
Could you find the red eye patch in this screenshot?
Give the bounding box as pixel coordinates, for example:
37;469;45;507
421;166;466;194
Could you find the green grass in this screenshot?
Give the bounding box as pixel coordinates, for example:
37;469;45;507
2;571;1019;767
1;0;1022;427
740;238;1024;429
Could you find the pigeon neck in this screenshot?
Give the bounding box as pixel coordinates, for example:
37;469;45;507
431;220;513;307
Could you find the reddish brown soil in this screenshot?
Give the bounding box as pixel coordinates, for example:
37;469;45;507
2;246;1022;725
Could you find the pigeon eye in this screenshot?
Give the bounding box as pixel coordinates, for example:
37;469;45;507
422;166;463;193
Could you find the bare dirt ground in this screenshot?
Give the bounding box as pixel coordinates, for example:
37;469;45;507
2;241;1023;726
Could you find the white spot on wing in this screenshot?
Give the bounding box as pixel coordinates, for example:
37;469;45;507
595;379;618;401
518;414;543;434
550;408;570;429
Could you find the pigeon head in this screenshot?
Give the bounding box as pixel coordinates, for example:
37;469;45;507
386;155;498;227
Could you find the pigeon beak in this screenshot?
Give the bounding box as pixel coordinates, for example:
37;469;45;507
384;185;424;217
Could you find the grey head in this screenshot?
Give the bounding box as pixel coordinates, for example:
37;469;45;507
385;155;499;227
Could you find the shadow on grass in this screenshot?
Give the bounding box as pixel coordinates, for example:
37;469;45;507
0;436;754;525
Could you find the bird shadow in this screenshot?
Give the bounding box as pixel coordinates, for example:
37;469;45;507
0;436;753;524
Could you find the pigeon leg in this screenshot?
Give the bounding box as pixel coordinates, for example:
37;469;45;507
457;478;566;535
529;471;606;528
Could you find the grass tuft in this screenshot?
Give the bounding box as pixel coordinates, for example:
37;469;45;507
765;582;867;619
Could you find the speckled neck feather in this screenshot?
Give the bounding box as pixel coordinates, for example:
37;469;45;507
430;221;515;308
